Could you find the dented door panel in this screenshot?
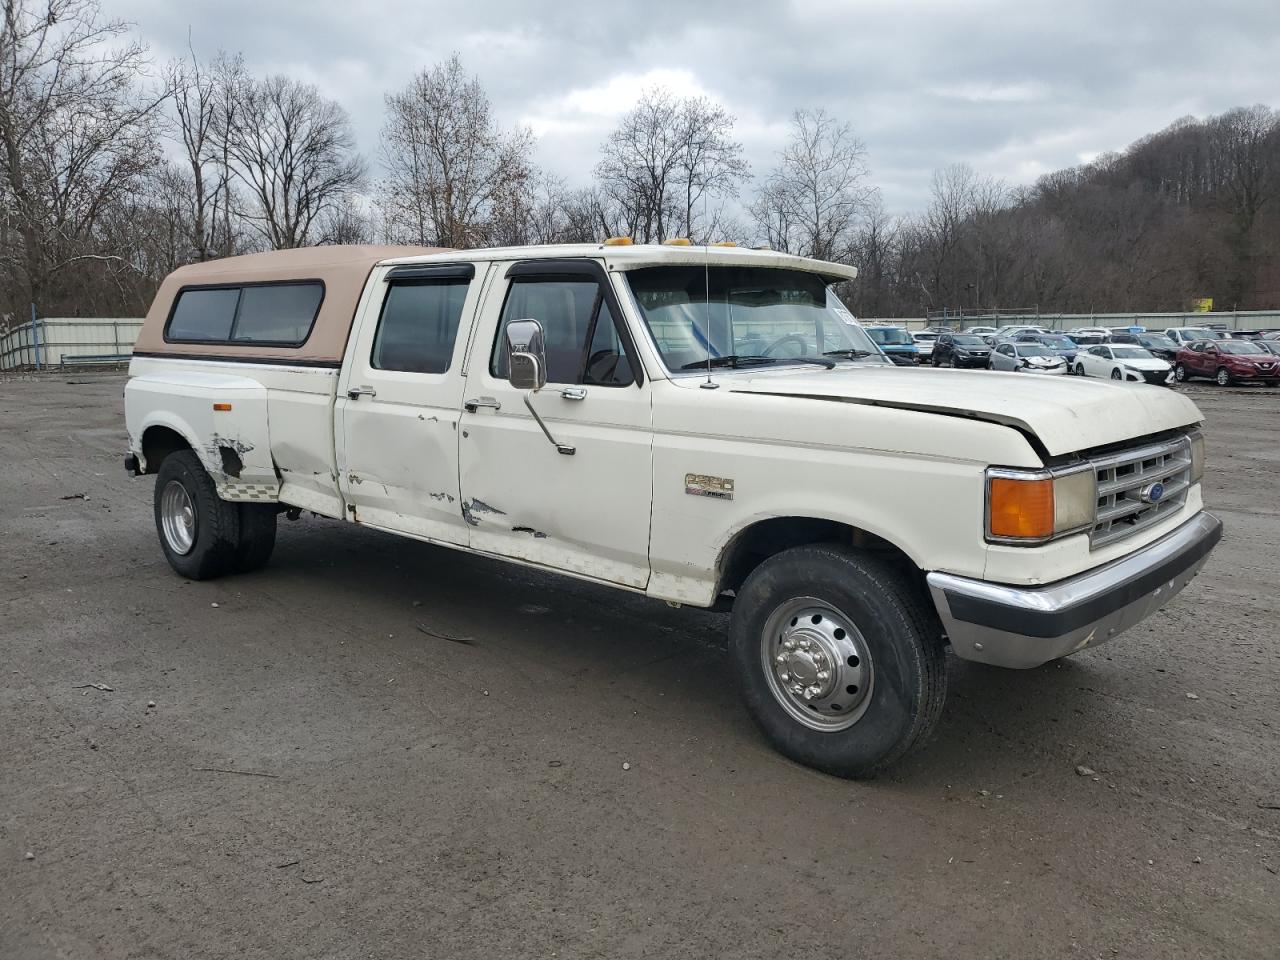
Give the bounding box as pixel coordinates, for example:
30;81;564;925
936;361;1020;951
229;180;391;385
456;261;653;589
335;263;490;546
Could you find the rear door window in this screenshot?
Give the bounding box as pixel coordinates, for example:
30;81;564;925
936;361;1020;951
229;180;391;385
372;279;471;374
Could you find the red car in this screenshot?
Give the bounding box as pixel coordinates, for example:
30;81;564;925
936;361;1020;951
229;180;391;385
1175;339;1280;386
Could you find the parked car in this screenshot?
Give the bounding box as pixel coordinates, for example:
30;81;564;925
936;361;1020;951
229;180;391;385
993;324;1050;341
122;242;1221;779
966;325;998;337
1254;339;1280;357
1074;344;1173;384
989;342;1068;374
1135;333;1179;362
1230;329;1263;339
1165;326;1230;345
865;325;920;365
1013;332;1079;365
1069;326;1112;344
1175;339;1280;385
912;331;939;359
931;332;992;368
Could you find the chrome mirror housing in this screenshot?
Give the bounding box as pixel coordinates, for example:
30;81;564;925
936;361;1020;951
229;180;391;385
505;318;547;392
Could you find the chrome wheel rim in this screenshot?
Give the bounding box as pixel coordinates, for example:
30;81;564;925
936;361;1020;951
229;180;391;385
1216;368;1229;385
760;597;874;732
160;480;197;555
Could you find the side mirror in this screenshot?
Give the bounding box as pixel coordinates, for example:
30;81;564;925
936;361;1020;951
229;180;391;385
505;318;547;392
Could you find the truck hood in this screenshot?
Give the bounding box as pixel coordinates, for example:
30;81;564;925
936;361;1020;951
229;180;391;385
696;365;1203;457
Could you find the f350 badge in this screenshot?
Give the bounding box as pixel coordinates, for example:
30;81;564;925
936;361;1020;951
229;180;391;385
685;474;734;500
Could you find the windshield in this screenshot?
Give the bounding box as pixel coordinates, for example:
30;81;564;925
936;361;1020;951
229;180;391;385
1036;335;1076;347
625;266;884;371
953;335;986;346
1015;345;1056;357
1112;347;1154;360
1139;335;1177;351
1181;328;1216;340
867;327;914;346
1218;341;1265;355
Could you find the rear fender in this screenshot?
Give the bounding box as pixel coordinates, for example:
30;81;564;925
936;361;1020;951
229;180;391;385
125;373;279;502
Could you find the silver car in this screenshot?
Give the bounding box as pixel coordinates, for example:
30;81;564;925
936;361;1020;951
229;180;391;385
989;342;1068;375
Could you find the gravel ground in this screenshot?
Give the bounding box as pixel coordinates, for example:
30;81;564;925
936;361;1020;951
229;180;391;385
1;372;1277;959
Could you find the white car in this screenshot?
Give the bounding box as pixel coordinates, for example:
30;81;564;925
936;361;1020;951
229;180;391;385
1165;327;1228;346
994;324;1051;341
966;326;998;337
1074;344;1173;385
912;331;939;358
989;342;1068;374
1069;326;1111;345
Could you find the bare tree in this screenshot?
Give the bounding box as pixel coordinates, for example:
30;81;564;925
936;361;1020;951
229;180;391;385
0;0;164;318
219;74;365;249
749;109;870;261
378;54;534;248
164;47;243;261
596;87;748;243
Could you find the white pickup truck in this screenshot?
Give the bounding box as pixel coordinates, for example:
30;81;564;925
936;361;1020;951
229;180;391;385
125;243;1222;777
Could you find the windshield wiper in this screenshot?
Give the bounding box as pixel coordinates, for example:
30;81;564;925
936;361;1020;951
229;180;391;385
680;355;836;370
681;355;778;369
823;348;878;360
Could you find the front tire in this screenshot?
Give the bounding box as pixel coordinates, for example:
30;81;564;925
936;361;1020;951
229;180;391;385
1216;366;1232;386
1110;368;1123;380
1075;363;1086;377
729;545;946;778
153;450;242;580
1175;362;1188;382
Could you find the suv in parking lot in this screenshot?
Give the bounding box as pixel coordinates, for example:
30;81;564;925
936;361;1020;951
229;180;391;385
930;332;991;368
124;242;1222;778
1175;339;1280;385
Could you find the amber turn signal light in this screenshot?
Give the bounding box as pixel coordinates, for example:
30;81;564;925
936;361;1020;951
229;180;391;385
988;476;1054;540
212;403;232;412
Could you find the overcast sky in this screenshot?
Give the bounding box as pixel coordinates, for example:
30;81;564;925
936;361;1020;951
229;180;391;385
113;0;1280;214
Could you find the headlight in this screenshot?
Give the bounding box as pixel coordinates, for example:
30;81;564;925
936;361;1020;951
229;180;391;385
986;466;1096;544
1189;432;1205;483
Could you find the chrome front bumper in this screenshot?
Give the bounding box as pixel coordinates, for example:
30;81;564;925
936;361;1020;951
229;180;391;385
927;512;1223;669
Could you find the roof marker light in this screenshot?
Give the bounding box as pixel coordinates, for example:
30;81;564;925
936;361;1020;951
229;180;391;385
711;241;738;247
602;236;633;246
662;238;692;246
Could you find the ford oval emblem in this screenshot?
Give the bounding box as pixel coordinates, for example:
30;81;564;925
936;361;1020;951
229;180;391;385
1140;481;1165;504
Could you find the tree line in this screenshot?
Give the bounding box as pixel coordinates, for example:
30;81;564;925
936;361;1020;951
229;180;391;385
2;0;1277;324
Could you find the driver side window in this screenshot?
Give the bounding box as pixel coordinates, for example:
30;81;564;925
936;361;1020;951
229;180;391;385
490;278;633;386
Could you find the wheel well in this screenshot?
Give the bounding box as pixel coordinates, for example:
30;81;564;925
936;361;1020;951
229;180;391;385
716;517;921;599
141;426;191;474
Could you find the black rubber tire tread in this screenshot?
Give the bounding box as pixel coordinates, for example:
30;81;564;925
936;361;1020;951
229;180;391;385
234;503;278;573
153;450;241;580
729;544;947;779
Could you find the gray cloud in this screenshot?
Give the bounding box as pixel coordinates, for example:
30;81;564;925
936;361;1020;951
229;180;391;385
114;0;1280;213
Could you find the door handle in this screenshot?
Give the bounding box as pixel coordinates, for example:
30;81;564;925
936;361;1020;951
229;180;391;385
560;386;587;401
347;386;377;400
464;396;502;413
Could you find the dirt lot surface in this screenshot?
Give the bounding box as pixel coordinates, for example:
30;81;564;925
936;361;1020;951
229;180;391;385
1;372;1277;959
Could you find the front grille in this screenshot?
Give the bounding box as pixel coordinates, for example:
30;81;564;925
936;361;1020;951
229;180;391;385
1141;369;1169;384
1089;435;1192;549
